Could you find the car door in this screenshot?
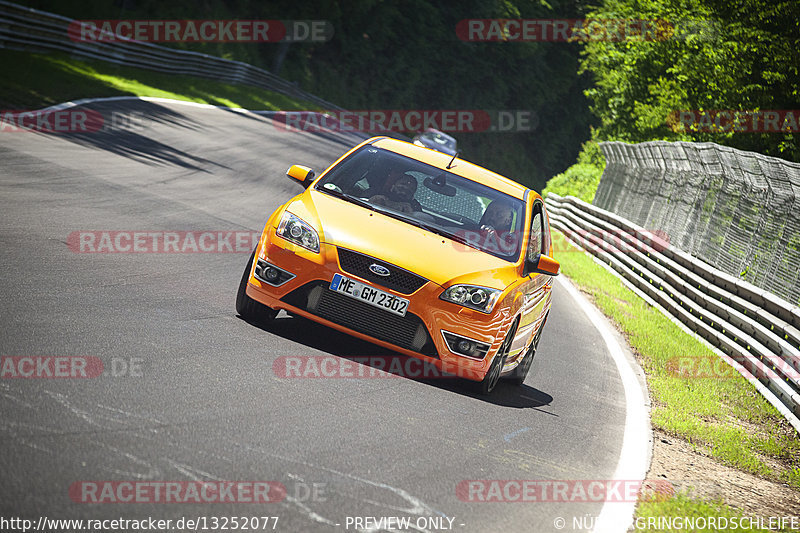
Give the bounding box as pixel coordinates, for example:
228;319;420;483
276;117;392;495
511;200;552;358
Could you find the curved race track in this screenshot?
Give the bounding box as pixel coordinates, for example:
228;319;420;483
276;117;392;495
0;99;646;533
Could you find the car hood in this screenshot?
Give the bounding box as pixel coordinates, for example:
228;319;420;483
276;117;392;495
283;190;519;289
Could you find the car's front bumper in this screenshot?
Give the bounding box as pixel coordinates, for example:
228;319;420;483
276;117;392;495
245;229;512;381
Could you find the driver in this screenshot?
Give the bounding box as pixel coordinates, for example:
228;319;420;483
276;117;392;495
370;171;423;213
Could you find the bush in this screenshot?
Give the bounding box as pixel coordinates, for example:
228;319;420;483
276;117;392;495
542;141;605;202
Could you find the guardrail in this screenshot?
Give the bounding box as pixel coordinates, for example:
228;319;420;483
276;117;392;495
595;140;800;305
545;193;800;431
0;0;341;110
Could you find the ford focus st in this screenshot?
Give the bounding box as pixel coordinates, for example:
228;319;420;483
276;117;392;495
236;136;559;394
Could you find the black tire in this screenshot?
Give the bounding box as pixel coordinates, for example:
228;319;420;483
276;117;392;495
236;248;278;324
506;342;535;386
506;311;548;386
474;325;515;395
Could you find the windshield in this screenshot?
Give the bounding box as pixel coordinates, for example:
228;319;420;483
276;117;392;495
315;145;526;262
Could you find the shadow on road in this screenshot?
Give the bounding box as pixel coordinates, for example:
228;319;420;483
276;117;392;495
239;312;555;411
32;100;231;172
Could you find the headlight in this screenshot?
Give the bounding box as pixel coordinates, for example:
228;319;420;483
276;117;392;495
276;212;320;253
440;284;501;313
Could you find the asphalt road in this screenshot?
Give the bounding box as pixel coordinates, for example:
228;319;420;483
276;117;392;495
1;99;635;533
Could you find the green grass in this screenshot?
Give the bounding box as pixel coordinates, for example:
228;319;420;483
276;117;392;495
0;49;318;111
552;231;800;489
635;493;792;532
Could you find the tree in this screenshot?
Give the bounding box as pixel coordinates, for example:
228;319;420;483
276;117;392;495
579;0;799;161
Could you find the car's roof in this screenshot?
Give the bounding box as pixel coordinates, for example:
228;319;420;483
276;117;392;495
370;137;531;201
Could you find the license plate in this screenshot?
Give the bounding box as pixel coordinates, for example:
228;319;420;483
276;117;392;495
330;273;409;317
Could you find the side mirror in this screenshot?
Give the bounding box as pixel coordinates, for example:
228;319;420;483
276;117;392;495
525;253;560;276
286;165;315;188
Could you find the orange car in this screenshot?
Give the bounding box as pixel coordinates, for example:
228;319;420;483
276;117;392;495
236;136;559;393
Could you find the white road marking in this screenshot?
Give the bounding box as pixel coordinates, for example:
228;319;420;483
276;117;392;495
557;276;651;533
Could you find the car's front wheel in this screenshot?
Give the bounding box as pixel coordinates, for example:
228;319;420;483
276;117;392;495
236;248;278;324
506;342;535;386
505;311;548;386
475;325;515;395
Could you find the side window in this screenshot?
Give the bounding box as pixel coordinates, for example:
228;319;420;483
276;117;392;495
528;204;544;261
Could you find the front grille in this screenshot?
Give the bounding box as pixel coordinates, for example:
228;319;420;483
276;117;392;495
337;248;428;295
282;281;437;357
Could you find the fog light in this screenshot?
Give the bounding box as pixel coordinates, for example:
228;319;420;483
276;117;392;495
254;259;296;286
442;331;491;360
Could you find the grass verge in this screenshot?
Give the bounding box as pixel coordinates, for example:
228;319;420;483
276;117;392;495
0;49;318;111
551;231;800;489
635;493;796;532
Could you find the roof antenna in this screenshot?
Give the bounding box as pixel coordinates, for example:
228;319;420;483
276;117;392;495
446;151;459;169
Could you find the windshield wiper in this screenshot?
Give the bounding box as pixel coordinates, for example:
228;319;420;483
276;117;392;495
317;187;379;212
387;212;473;247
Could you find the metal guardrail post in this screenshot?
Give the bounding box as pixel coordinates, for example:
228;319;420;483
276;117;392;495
595;141;800;305
545;192;800;432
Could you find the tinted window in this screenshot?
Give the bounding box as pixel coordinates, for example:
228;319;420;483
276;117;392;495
528;204;544;261
315;145;525;261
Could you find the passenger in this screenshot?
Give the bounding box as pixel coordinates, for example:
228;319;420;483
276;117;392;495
479;200;514;234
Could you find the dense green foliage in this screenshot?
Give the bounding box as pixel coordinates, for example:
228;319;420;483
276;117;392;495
542;140;605;202
0;49;318;110
17;0;798;196
580;0;800;161
543;0;798;199
20;0;597;192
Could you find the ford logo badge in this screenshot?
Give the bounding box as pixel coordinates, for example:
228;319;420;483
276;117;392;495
369;263;391;277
